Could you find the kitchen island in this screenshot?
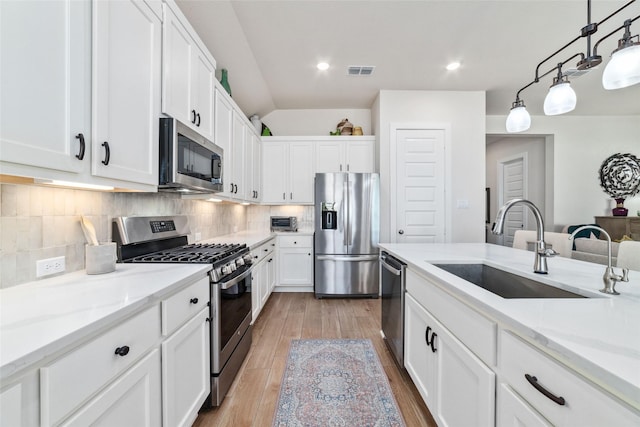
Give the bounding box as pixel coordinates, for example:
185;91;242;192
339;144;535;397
379;242;640;426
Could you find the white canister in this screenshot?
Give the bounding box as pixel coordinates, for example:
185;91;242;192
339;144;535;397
85;242;117;274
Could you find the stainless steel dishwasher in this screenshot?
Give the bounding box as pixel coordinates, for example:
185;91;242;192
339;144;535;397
380;251;407;368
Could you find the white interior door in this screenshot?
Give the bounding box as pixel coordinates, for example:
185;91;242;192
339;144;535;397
395;128;446;243
498;155;527;247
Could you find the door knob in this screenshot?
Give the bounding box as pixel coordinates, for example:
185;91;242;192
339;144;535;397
398;230;404;235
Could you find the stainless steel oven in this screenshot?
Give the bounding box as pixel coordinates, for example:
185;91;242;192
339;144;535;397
112;215;253;407
380;251;407;368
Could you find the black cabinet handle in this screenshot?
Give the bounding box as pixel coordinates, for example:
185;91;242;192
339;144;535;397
75;133;85;160
268;258;272;262
191;109;196;124
430;332;437;353
190;298;199;304
114;346;130;357
425;326;432;345
525;374;566;405
196;113;201;127
101;141;110;165
230;183;234;193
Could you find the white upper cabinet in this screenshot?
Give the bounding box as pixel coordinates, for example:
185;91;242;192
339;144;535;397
246;132;261;202
162;3;215;141
92;0;161;187
315;137;375;173
230;112;247;199
0;0;91;174
214;86;234;198
261;139;314;205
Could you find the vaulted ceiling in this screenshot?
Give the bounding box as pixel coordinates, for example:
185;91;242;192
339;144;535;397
176;0;640;120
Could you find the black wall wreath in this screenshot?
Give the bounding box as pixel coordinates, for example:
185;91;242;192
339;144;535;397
598;153;640;199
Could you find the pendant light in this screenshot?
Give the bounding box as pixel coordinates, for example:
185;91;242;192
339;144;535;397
602;19;640;90
506;98;531;133
544;64;577;116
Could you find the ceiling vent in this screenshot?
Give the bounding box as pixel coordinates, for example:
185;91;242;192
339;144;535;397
347;66;375;76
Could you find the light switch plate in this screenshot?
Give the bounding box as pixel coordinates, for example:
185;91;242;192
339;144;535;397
456;199;469;209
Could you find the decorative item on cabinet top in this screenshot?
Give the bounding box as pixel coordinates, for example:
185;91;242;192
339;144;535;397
220;69;232;97
598;152;640;217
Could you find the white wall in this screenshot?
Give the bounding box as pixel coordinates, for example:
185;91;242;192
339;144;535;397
375;90;486;243
486;115;640;226
260;109;371;136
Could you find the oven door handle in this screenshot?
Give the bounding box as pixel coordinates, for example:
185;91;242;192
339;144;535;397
220;267;253;290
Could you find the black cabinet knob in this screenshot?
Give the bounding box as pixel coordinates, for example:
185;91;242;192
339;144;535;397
114;346;130;357
190;298;199;304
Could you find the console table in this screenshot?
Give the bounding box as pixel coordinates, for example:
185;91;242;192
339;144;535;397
594;216;640;241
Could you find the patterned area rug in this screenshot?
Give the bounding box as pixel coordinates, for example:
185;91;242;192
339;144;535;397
273;339;405;427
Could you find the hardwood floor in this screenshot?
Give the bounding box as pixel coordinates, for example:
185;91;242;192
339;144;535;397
193;292;436;427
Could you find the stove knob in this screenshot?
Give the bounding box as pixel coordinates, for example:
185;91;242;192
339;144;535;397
211;268;222;282
222;265;232;275
243;254;253;265
230;262;237;271
236;258;245;266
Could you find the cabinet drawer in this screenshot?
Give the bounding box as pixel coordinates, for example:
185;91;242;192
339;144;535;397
499;330;640;426
162;276;209;336
41;305;161;426
278;235;312;248
406;268;496;365
251;238;275;265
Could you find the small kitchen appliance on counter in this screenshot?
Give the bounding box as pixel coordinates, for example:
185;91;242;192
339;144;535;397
112;215;252;406
314;173;380;297
270;216;298;232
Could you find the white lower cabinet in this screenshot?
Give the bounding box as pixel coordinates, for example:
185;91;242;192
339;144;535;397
61;349;161;427
498;330;640;427
251;238;276;321
497;383;552;427
405;293;495;427
162;308;210;427
277;235;313;289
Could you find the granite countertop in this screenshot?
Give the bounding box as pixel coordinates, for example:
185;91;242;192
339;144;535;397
379;243;640;410
0;263;211;381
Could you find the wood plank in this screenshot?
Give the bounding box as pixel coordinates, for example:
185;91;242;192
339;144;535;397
195;293;435;426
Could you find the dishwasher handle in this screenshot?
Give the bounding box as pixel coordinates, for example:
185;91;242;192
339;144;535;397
380;253;403;276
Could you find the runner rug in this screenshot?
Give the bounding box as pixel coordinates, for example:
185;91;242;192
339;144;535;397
272;339;405;426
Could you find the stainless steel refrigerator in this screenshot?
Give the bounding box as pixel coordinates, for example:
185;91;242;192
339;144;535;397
314;173;380;297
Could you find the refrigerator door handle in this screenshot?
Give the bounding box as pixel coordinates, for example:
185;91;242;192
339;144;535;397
316;255;379;262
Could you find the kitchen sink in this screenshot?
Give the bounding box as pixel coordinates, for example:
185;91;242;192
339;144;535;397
432;263;587;299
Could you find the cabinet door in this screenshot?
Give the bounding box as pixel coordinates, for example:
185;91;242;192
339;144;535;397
405;294;438;411
161;308;210;427
250;133;262;201
497;384;552;427
161;5;192;126
191;50;214;141
288;142;314;204
214;87;234;198
345;140;375;172
251;261;264;322
62;349;161;427
279;248;313;286
267;254;277;294
435;306;495;427
315;140;344;173
92;0;161;187
0;0;90;174
231;112;246;199
261;142;288;203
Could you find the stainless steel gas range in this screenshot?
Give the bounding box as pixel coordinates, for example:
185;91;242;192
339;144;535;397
112;216;253;407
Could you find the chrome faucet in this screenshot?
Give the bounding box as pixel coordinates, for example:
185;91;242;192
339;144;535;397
568;225;629;295
492;199;557;274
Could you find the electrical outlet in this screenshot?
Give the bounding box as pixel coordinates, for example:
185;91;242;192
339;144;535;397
36;256;66;278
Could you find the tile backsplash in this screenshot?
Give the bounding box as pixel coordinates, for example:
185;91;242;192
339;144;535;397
0;184;248;288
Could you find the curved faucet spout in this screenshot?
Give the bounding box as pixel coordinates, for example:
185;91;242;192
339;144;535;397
492;198;552;274
568;225;628;295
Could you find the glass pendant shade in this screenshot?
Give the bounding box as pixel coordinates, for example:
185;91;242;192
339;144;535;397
506;106;531;132
602;43;640;90
543;82;577;115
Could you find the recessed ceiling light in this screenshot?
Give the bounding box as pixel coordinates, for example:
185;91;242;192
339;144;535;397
317;62;330;71
446;62;461;71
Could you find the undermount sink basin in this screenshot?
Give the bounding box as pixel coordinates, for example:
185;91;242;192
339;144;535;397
433;263;587;299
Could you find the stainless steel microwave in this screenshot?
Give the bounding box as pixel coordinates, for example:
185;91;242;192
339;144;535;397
159;118;223;194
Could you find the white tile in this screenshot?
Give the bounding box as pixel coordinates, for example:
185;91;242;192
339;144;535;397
1;184;17;217
16;218;30;251
29;217;43;249
1;217;17;252
1;252;17;289
42;216;55;248
29;186;43;216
